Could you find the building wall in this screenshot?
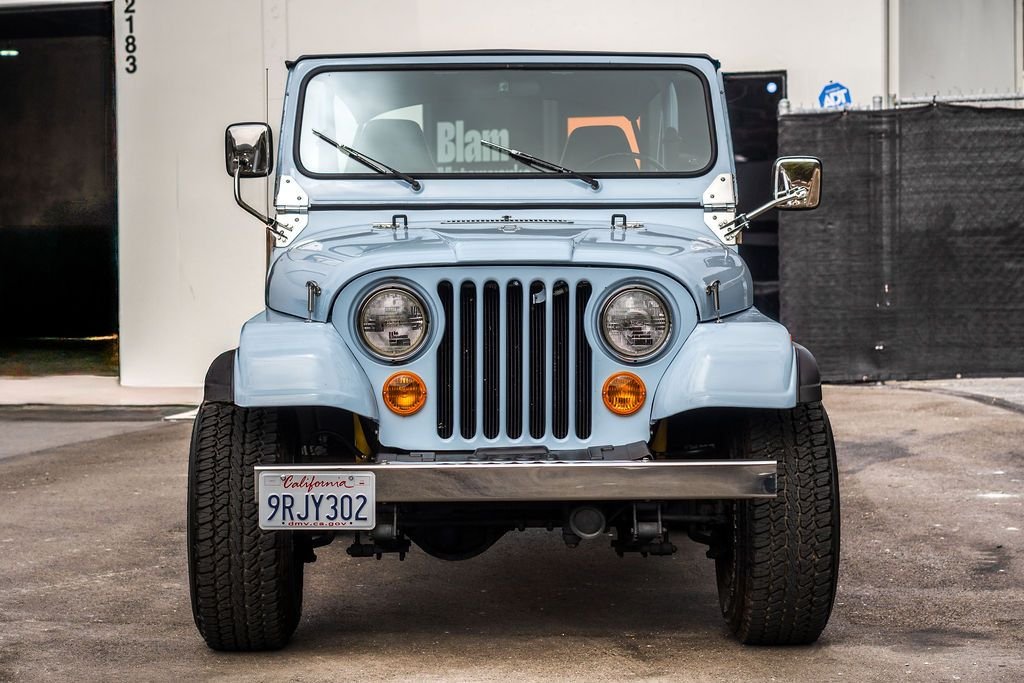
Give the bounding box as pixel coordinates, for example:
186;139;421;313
6;0;1020;387
23;0;1024;386
277;0;887;111
113;0;269;386
107;0;889;387
896;0;1022;98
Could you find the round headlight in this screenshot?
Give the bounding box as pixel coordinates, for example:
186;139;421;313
600;286;671;361
358;285;429;360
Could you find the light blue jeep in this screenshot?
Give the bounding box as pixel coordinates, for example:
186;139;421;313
188;51;838;651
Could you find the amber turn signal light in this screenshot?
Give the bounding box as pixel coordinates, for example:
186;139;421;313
382;371;427;416
602;372;646;416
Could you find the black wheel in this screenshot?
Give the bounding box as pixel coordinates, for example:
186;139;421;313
187;402;304;651
715;402;840;645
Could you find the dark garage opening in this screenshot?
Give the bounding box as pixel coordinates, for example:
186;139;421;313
0;3;117;376
724;70;786;321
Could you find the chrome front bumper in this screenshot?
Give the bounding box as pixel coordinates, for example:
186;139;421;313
254;459;777;503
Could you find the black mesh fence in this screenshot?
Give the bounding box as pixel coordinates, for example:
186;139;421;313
778;104;1024;381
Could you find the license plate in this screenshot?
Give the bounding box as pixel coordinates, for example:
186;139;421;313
257;471;376;530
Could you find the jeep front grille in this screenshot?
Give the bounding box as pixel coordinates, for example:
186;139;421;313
437;278;593;442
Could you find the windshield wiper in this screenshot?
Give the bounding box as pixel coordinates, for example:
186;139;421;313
480;140;599;190
311;129;421;191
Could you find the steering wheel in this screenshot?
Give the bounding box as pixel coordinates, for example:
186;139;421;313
584;152;668;171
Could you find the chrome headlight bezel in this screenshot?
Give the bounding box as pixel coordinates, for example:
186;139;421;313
599;285;672;362
356;283;430;362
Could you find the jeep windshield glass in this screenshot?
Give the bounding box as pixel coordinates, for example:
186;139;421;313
296;67;714;178
311;129;422;190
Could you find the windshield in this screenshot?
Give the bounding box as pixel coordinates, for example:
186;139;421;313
296;67;715;177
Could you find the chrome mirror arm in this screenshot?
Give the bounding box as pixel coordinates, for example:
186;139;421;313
722;187;808;239
233;166;287;238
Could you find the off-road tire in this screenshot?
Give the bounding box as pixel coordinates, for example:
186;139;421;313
715;402;840;645
187;402;304;651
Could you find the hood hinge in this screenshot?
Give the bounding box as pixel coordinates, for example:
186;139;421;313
702;173;738;246
272;175;310;247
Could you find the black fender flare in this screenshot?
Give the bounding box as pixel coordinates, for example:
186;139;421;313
204;349;236;403
794;343;822;403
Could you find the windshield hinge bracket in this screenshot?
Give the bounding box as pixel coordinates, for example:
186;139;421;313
272;175;309;247
702;173;738;246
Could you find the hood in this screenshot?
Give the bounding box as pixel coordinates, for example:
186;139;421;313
266;217;751;322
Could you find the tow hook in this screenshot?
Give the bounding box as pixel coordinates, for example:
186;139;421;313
611;503;678;557
346;533;411;561
346;506;410;560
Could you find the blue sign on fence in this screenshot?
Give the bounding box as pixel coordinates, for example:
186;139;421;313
818;81;852;109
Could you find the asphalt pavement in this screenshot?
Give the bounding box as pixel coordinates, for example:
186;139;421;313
0;385;1021;682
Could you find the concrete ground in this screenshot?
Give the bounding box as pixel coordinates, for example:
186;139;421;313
893;377;1024;415
0;376;202;406
0;385;1021;682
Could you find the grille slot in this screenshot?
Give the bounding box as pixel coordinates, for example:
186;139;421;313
575;282;593;439
552;281;570;439
529;281;546;439
482;281;501;439
436;282;454;439
459;282;476;439
506;281;523;438
436;277;592;443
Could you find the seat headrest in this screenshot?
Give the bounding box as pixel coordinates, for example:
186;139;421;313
560;125;636;172
347;119;436;174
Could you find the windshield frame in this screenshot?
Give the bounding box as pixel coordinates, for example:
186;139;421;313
291;62;719;182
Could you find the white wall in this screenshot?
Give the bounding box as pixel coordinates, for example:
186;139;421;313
269;0;886;113
110;0;888;387
114;0;269;387
896;0;1022;97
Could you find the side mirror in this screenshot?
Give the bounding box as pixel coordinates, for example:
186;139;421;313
225;122;273;177
225;122;284;239
719;155;822;243
773;156;821;210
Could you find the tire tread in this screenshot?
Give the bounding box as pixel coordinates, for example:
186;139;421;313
722;402;840;645
187;402;301;651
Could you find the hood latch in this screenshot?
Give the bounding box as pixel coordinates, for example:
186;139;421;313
372;214;410;240
610;213;645;240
